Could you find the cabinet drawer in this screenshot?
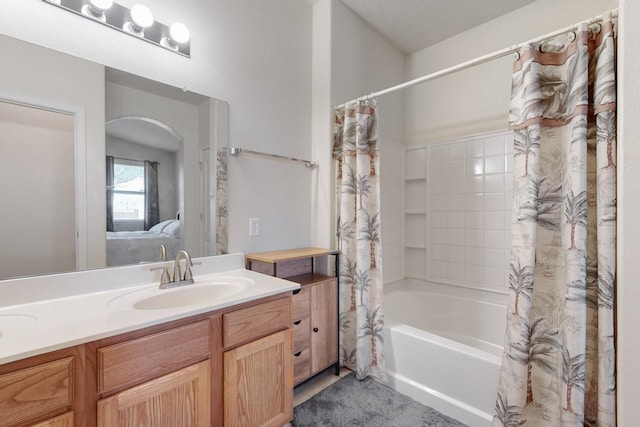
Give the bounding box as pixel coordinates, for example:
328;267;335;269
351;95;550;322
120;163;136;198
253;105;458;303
292;286;310;320
223;297;291;349
293;349;311;385
97;320;210;395
293;316;310;352
0;357;73;427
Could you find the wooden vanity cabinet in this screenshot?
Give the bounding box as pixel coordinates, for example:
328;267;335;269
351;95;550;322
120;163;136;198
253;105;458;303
0;293;293;427
0;345;85;427
246;248;339;386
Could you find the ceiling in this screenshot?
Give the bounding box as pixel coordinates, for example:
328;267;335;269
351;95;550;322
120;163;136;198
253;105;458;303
340;0;536;53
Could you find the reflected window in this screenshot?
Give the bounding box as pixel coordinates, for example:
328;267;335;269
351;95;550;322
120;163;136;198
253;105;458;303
113;160;145;221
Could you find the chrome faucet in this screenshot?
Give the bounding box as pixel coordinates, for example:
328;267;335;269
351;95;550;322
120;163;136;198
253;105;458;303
150;248;197;289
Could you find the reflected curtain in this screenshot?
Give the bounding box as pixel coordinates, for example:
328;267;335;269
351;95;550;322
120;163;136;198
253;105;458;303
494;17;616;427
144;160;160;230
106;156;114;232
333;98;386;381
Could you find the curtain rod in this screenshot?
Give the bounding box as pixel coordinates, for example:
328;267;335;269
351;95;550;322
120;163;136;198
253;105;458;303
335;8;618;109
228;147;317;168
109;155;160;165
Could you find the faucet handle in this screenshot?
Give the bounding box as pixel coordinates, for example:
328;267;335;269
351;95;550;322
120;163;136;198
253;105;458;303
150;266;172;285
159;244;167;261
183;261;201;281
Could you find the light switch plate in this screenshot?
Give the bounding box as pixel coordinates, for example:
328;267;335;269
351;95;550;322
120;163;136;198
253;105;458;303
249;218;260;236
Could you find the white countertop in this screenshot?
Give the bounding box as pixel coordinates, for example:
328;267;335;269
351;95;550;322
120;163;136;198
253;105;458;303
0;253;299;365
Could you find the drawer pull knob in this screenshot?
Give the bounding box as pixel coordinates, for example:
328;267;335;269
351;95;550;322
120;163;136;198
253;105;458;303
313;327;319;333
293;289;301;295
293;320;302;325
294;351;302;357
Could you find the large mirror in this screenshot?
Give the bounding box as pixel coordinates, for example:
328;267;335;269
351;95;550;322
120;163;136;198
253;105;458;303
0;34;228;280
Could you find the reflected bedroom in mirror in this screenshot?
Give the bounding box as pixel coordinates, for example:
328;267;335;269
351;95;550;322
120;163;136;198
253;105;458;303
0;33;229;281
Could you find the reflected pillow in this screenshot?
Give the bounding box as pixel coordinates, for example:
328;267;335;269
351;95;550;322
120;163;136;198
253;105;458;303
162;220;181;238
149;219;175;233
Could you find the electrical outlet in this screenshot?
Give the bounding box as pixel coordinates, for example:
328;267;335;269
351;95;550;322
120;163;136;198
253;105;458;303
249;218;260;236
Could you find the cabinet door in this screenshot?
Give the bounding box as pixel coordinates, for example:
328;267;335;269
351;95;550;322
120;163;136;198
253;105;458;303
311;278;338;374
224;329;293;427
97;360;211;427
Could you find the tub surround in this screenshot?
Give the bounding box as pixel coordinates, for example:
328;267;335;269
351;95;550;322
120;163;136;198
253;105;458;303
0;253;299;365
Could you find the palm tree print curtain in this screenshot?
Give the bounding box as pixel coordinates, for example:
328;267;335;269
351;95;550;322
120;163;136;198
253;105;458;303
333;98;386;381
494;17;616;427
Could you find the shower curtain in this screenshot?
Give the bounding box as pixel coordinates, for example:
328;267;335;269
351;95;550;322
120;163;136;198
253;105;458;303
333;98;386;381
494;17;616;427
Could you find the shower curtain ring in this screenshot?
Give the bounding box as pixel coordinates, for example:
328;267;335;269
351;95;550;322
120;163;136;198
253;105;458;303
589;22;602;35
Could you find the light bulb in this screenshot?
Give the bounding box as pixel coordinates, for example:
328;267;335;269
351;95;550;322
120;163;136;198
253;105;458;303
170;23;190;44
160;22;190;51
130;4;153;29
81;0;113;22
123;4;154;36
89;0;113;11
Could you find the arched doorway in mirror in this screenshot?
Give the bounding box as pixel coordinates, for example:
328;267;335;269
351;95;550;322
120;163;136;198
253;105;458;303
105;116;184;266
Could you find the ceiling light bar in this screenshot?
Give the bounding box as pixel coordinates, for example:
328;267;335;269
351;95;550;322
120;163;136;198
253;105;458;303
42;0;191;57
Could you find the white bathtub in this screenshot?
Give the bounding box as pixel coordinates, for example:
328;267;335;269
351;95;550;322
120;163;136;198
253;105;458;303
383;279;507;427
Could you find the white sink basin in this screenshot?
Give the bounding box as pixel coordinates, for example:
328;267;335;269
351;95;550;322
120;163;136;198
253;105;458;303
110;276;254;310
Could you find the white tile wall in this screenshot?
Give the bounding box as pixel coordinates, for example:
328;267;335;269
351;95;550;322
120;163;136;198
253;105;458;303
426;130;513;292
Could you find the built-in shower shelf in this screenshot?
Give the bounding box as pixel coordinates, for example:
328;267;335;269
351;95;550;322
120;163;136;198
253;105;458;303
405;175;426;181
404;210;426;215
405;244;427;249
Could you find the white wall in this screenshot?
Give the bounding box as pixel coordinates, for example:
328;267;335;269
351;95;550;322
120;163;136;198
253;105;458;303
0;104;75;278
405;0;619;144
616;0;640;422
0;0;314;255
0;34;106;269
310;0;406;254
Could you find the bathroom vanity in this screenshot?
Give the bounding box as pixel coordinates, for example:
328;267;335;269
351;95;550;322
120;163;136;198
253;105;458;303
0;253;297;427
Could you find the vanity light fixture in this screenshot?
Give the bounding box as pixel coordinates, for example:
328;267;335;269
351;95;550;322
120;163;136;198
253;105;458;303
42;0;191;57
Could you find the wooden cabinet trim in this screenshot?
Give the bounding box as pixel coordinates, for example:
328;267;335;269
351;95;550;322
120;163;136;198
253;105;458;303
97;320;210;395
